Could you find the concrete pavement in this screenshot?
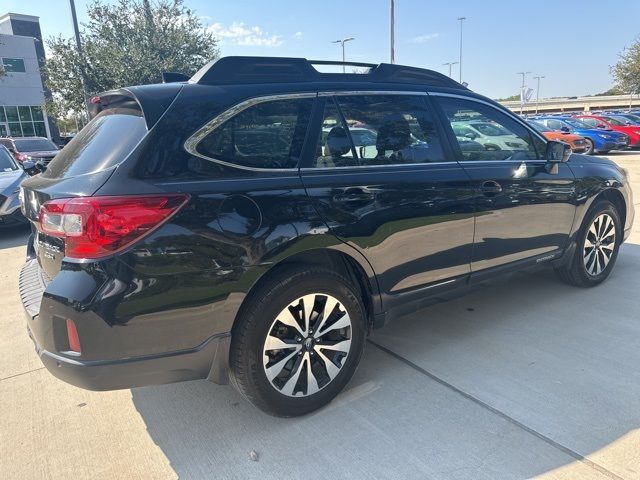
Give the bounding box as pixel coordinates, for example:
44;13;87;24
2;153;640;479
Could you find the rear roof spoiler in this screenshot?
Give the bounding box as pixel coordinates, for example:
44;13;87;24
190;56;465;89
87;83;183;128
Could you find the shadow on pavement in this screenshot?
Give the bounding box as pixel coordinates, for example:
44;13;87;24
132;244;640;479
0;224;29;250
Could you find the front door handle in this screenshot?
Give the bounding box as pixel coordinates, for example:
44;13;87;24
481;180;502;196
333;187;375;204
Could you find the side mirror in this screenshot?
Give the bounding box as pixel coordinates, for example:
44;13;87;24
21;160;39;176
596;124;607;129
560;126;571;133
546;140;571;163
464;132;477;140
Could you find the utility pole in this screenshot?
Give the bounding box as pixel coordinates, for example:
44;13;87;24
390;0;395;64
533;75;545;114
457;17;466;83
331;38;355;73
443;61;459;78
69;0;90;114
516;71;531;115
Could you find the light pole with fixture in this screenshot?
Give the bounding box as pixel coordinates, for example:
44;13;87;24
533;75;545;114
443;61;459;78
332;37;355;73
457;16;466;83
516;71;531;115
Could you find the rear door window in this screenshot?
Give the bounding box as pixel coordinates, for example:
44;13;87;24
194;98;314;170
43;108;147;178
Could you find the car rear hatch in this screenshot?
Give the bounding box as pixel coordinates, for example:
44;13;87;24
20;83;182;279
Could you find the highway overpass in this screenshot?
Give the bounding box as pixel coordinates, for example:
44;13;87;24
499;94;640;114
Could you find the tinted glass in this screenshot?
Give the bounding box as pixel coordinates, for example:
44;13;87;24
14;138;57;151
529;120;551;132
564;118;590;129
602;116;626;126
579;117;599;127
323;94;446;166
196;98;313;169
437;97;544;161
314;99;357;168
43;108;146;179
5;106;19;122
2;58;26;73
0;147;18;171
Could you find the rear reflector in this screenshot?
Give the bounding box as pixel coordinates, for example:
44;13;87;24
38;194;189;259
66;319;81;353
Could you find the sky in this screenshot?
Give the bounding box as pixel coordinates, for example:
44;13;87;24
3;0;640;99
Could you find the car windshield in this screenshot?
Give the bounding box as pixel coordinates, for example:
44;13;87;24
563;118;590;129
14;138;58;152
529;121;551;132
0;147;18;171
471;122;511;136
619;114;640;124
604;115;631;126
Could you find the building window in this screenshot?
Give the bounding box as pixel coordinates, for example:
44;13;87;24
1;58;26;73
0;106;48;138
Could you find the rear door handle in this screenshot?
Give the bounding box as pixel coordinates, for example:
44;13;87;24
481;180;502;196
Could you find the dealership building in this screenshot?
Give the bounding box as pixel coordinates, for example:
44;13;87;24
0;12;54;140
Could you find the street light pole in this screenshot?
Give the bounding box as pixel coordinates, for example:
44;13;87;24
443;61;459;78
69;0;90;115
516;71;531;115
457;17;466;83
533;75;545;114
332;37;355;73
390;0;395;64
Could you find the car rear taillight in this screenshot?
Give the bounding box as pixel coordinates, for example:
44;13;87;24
38;194;189;259
15;152;28;162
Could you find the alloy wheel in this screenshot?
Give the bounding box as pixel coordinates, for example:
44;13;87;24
262;293;352;397
583;213;616;276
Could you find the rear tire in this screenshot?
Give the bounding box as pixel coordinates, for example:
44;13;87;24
229;265;366;417
555;200;621;287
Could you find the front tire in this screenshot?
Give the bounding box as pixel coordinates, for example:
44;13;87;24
229;266;366;417
555;200;621;287
583;138;595;155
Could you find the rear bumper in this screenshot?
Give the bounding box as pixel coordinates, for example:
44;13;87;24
26;319;229;390
19;258;231;390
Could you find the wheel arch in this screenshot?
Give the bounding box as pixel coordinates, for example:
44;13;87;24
231;247;380;337
596;188;627;228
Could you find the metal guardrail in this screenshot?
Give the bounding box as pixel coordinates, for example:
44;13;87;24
500;94;640;113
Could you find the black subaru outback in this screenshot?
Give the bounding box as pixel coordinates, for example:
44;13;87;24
19;57;634;416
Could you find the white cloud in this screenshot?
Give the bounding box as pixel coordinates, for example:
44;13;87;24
293;31;303;40
208;22;283;48
409;33;440;44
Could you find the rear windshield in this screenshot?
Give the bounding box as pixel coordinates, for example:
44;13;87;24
43;108;146;178
0;147;18;171
14;138;58;152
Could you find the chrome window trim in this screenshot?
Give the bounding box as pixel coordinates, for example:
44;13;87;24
183;92;317;173
428;91;550;147
300;161;454;173
310;90;452;170
318;90;428;97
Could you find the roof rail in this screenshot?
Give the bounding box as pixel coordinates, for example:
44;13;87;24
190;56;464;89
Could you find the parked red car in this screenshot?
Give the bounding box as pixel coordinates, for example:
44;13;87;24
574;115;640;149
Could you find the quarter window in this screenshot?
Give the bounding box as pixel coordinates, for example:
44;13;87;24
195;98;313;169
311;94;446;168
436;97;545;161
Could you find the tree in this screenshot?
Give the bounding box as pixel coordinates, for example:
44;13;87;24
612;37;640;95
43;0;218;117
496;93;520;102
